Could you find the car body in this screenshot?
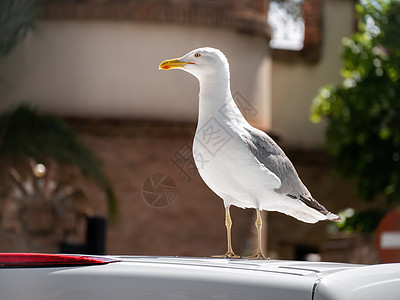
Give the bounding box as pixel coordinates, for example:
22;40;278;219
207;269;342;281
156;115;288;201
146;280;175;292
0;254;399;300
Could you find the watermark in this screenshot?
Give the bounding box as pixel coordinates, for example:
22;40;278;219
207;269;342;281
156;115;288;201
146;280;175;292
141;173;177;208
195;117;233;157
233;91;258;119
219;91;258;120
169;140;210;182
169;140;197;182
193;148;209;170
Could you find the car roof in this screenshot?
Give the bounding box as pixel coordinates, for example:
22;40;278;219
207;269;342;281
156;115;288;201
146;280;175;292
2;255;400;300
114;255;360;275
0;255;365;300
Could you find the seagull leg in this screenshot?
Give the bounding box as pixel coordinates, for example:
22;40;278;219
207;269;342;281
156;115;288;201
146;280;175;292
212;206;240;259
245;209;268;260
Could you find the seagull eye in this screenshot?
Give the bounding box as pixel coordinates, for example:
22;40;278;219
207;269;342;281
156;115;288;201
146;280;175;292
194;53;201;58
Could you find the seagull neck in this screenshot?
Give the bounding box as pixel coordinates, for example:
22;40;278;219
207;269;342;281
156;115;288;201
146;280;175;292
198;73;244;124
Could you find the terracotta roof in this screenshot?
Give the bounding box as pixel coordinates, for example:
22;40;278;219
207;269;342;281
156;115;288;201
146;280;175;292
37;0;271;37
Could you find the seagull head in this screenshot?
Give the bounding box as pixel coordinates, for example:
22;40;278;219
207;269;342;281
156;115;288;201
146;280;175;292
159;47;229;80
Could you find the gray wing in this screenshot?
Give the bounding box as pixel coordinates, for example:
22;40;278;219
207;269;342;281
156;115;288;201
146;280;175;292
242;126;333;216
242;126;309;197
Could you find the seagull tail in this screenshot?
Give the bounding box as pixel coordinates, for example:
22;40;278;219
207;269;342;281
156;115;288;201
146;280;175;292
326;212;342;222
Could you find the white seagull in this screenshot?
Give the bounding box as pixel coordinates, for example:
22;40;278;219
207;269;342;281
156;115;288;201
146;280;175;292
159;47;340;259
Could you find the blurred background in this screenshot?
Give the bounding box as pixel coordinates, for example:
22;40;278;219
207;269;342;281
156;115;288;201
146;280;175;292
0;0;399;264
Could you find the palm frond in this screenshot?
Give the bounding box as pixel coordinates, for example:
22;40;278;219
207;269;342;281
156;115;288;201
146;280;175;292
0;0;37;59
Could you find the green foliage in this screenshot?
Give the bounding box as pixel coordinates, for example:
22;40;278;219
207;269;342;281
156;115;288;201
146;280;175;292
334;208;385;234
0;0;36;59
312;0;400;231
0;105;118;219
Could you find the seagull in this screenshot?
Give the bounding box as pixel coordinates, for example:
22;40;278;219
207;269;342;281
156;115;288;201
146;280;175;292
159;47;340;259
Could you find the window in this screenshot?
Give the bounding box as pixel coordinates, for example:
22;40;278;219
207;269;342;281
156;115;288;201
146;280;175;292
269;0;305;50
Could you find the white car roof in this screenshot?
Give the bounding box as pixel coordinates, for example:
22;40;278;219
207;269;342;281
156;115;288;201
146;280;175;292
0;255;398;300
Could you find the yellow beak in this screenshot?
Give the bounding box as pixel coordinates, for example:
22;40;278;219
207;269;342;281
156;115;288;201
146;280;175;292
158;58;195;70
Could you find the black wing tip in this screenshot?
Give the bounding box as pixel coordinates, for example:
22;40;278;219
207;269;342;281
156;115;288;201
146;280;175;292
294;195;342;222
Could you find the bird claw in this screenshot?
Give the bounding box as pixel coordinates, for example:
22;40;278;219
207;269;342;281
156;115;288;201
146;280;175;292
211;252;241;259
244;251;269;260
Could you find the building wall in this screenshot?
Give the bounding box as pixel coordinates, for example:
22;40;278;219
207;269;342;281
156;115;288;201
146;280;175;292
271;0;355;148
0;0;355;147
0;20;271;128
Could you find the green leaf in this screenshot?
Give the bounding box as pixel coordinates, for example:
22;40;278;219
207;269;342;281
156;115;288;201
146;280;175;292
312;0;400;232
